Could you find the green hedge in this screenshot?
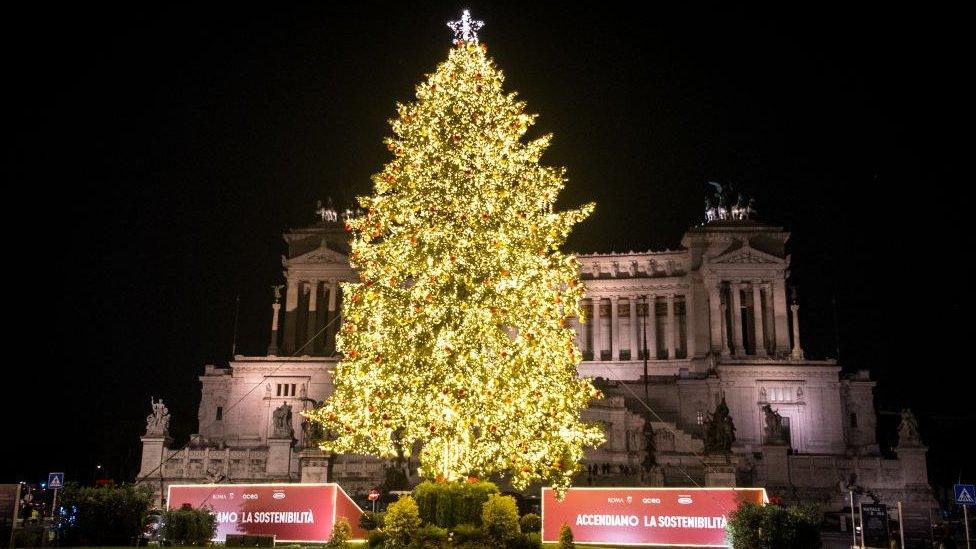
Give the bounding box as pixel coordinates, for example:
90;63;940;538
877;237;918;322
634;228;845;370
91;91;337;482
412;480;499;528
726;502;821;549
56;483;154;546
161;505;217;546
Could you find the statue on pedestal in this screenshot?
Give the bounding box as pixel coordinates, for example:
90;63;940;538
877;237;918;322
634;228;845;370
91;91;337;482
272;402;295;439
703;397;736;454
761;404;788;445
897;408;923;447
145;397;170;436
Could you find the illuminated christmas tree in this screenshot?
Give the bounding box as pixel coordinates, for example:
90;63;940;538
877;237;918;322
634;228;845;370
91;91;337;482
306;11;604;493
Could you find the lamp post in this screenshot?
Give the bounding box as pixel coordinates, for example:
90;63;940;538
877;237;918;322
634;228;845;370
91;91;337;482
639;295;649;403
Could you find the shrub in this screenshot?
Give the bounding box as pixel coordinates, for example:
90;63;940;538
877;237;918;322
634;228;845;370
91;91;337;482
161;505;218;546
509;531;542;549
56;483;154;546
451;523;483;544
367;530;388;548
384;495;421;548
360;511;385;531
557;523;574;549
411;524;448;548
519;513;541;533
327;516;352;548
481;494;521;547
726;502;821;549
412;480;499;528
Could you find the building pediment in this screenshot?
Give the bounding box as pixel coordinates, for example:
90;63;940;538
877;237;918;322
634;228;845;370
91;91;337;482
283;242;350;268
708;244;784;266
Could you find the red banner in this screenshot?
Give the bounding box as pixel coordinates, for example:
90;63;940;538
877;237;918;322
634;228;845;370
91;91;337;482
542;487;767;547
167;483;365;543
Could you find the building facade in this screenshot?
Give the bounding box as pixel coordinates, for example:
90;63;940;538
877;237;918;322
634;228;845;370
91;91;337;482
138;207;934;528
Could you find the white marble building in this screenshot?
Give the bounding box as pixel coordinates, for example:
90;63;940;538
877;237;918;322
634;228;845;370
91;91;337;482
138;206;934;524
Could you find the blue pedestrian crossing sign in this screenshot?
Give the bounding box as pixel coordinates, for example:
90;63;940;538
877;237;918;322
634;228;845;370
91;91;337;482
955;484;976;506
48;472;64;490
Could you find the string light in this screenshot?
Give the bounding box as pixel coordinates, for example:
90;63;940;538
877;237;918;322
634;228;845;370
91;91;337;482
305;36;603;497
447;9;485;45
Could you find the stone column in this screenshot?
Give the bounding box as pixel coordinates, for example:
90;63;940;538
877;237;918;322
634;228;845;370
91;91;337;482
138;434;172;480
647;295;658;359
772;279;790;354
572;315;584;351
703;454;738;487
730;282;744;356
686;288;697;358
752;283;767;356
282;279;299;354
610;296;620;360
764;283;775;354
591;297;601;360
267;438;293;477
268;300;281;356
719;300;731;357
707;282;723;354
631;295;641;359
305;280;319;352
762;445;790;486
325;280;339;355
790;302;805;360
299;448;330;483
665;294;676;359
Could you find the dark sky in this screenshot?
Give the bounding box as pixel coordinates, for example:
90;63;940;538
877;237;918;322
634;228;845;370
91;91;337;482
9;4;970;492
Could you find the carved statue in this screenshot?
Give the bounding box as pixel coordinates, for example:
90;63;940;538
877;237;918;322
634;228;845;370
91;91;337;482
272;402;295;439
316;197;338;222
272;284;284;303
703;397;736;454
145;397;170;436
897;408;922;447
641;420;657;471
762;404;788;445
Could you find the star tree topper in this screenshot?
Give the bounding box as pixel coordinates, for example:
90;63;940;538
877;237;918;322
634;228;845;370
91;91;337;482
447;9;484;44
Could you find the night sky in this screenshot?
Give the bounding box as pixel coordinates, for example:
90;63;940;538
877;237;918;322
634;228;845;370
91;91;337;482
9;5;970;495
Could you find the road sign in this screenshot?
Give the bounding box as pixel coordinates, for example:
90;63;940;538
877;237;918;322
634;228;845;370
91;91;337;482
860;503;890;548
47;473;64;490
368;489;380;502
955;484;976;506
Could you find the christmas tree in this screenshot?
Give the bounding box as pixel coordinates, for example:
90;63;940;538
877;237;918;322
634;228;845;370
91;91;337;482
306;11;604;493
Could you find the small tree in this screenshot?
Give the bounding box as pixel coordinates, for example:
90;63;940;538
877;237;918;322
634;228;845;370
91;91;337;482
482;494;521;547
326;516;352;548
384;495;421;548
726;502;821;549
557;523;574;549
519;513;541;533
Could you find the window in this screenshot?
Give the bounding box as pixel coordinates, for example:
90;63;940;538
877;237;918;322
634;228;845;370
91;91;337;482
276;384;282;396
276;383;296;397
850;413;858;428
216;406;223;421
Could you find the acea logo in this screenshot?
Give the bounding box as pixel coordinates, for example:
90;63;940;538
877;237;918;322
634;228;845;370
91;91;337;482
242;493;259;500
677;494;694;505
272;490;286;500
